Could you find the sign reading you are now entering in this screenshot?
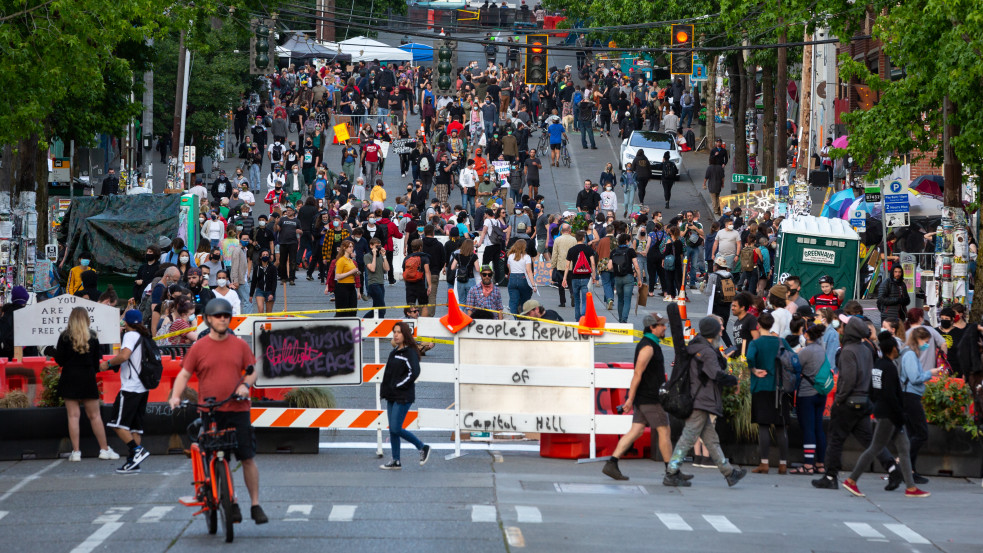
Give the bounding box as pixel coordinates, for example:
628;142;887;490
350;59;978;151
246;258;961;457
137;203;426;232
15;295;120;347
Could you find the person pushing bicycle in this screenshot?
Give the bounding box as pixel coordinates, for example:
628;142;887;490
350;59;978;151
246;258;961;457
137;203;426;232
169;298;268;525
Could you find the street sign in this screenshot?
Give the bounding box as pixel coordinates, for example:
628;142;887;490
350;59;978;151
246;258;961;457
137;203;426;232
885;212;910;228
732;174;767;185
886;179;907;195
691;63;708;82
850;209;867;231
884;194;909;213
864;185;881;203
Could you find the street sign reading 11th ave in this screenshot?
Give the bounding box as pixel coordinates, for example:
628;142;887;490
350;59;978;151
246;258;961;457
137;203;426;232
732;174;767;185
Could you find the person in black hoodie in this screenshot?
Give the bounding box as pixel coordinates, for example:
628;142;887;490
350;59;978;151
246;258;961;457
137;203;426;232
634;149;652;204
379;322;430;470
877;265;909;322
813;316;901;490
841;333;930;498
250;249;278;313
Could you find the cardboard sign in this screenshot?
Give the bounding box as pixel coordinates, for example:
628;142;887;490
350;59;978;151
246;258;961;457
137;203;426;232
253;319;363;387
533;255;552;288
333;123;350;143
15;295;121;347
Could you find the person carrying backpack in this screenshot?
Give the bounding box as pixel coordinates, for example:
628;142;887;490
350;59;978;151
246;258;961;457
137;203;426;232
745;311;792;475
705;256;736;346
607;233;641;324
402;239;432;314
663;316;745;487
736;234;760;292
562;230;598;321
99;309;155;473
661;226;683;301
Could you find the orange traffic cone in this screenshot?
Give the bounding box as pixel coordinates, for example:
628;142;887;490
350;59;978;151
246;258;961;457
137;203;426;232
440;289;472;334
578;291;606;335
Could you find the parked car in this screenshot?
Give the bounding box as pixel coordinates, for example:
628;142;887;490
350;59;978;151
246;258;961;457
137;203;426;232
619;131;684;179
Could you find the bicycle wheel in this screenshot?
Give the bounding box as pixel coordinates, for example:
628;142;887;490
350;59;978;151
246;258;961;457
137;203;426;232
562;149;571;168
216;460;235;543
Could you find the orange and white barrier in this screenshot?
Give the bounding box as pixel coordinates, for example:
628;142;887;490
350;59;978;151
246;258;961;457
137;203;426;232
251;407;419;430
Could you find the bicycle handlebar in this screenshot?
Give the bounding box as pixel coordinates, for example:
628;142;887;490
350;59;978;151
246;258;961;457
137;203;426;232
180;394;246;412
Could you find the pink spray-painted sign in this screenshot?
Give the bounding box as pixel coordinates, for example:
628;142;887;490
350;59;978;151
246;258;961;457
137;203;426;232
253;319;364;387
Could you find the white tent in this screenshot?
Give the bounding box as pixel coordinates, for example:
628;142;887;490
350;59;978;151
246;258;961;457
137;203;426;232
332;36;413;63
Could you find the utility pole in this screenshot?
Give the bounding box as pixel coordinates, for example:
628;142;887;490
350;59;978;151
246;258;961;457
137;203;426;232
171;30;187;158
142;39;154;182
316;0;336;42
796;30;813;181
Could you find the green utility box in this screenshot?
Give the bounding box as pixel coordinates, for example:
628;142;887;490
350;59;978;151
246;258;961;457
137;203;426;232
777;216;861;301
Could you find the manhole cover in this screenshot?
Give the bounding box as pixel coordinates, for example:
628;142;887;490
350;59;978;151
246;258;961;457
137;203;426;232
553;483;648;495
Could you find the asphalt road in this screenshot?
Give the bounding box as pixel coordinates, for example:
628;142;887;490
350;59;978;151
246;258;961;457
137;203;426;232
1;450;980;552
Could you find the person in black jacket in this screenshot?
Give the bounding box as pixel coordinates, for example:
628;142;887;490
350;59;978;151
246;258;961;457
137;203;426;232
185;268;215;315
100;168;120;196
575;180;600;217
634;150;652;203
841;333;930;498
877;265;909;322
134;245;161;302
250;249;278;313
379;322;430;470
660;152;679;209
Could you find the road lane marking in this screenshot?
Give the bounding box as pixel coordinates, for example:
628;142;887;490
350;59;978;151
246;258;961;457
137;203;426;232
505;526;526;547
703;514;741;533
515;506;542;523
328;505;356;522
70;522;124;553
471;505;497;522
884;523;929;544
285;504;313;522
0;459;63;503
656;513;693;531
93;507;132;524
845;522;886;539
0;510;7;521
137;506;174;523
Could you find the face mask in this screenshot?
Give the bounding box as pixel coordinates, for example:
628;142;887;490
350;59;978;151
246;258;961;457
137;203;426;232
919;343;930;351
240;240;249;247
199;217;206;223
726;224;734;230
211;254;220;261
216;278;228;287
80;259;90;267
261;255;270;262
368;218;377;224
145;253;156;262
940;319;953;329
333;221;341;228
293;169;299;173
515;209;522;214
179;255;190;263
211;215;217;220
259;221;267;227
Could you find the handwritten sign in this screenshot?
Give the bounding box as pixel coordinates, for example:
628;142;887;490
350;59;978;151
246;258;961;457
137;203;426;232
533;255;552;288
333;123;350;143
14;295;120;347
391;138;417;155
253;319;363;387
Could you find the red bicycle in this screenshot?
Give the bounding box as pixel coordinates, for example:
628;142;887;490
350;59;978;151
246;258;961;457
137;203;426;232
178;393;243;543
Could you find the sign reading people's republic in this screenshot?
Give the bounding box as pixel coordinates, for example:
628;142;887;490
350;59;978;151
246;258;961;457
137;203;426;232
253;319;363;387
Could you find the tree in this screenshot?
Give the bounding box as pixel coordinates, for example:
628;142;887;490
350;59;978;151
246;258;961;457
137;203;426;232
823;0;983;316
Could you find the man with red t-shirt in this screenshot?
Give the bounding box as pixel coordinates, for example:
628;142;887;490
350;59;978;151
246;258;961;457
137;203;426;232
169;298;268;525
362;140;381;179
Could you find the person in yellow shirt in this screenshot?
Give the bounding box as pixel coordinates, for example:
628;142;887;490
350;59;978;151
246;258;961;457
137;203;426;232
333;240;360;317
369;180;387;208
66;252;95;295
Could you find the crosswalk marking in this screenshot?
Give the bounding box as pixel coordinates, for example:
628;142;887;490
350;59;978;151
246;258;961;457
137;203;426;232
328;505;356;522
703;515;741;533
884;523;929;544
285;504;313;522
656;513;693;531
0;511;7;522
137;506;174;523
471;505;497;523
515;506;542;523
845;522;886;539
92;507;132;524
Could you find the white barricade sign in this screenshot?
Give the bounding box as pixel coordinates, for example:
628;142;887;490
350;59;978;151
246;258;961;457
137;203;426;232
15;295;120;347
253;318;363;387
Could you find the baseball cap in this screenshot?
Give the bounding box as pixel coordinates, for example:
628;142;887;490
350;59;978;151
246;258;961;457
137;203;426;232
642;312;668;328
124;309;143;325
522;299;541;314
723;206;733;214
479;264;494;274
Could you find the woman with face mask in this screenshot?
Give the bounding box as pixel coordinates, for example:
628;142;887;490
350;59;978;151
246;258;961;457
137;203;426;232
250;249;278;313
210;269;241;316
877;265;910;323
599;183;618;215
620;163;636;217
133;245;161;302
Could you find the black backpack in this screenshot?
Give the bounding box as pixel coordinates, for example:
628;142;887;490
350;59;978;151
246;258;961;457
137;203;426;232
610;247;633;277
132;334;164;390
659;304;703;419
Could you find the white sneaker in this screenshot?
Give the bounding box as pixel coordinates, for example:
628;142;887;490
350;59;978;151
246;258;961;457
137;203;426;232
99;448;120;460
68;451;82;462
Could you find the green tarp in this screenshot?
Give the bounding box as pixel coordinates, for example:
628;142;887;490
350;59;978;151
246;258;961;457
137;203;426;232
58;194;182;274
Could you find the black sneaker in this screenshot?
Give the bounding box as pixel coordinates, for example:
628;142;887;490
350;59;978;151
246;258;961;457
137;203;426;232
131;446;150;467
251;505;268;524
812;475;838;489
115;459;141;474
231;503;242;523
663;471;692;487
726;467;747;487
380;460;402;470
912;472;929;485
420;445;431;466
885;468;903;491
602;459;629;481
679;471;695;481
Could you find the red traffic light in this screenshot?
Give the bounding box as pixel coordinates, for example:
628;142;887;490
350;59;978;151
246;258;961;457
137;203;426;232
672;24;694;45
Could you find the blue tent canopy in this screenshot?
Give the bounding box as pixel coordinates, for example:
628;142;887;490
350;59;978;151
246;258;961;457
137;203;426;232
399;43;433;62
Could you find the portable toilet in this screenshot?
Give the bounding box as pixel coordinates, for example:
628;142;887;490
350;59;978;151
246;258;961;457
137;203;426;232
777;216;861;301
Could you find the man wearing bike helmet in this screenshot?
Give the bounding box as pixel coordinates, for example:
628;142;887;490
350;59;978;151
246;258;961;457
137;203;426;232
810;275;843;310
168;298;268;524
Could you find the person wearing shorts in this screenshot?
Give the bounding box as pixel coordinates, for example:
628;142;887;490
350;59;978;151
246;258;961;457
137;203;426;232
602;313;692;481
100;310;153;473
169;298;269;524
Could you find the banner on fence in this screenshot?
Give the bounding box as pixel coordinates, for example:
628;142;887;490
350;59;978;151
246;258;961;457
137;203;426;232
253;319;363;387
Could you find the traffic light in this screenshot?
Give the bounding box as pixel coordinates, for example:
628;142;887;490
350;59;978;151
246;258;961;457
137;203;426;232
670;24;694;75
525;34;548;86
434;39;455;95
250;18;276;75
